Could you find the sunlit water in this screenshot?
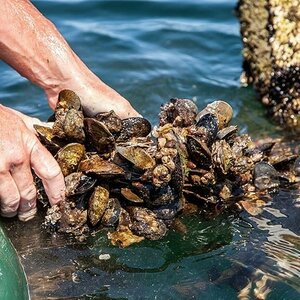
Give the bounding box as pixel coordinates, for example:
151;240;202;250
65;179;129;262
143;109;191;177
0;0;299;299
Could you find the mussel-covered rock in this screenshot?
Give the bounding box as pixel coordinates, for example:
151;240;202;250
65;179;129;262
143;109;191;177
38;90;298;247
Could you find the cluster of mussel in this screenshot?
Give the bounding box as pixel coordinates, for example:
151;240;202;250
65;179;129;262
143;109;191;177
36;90;299;247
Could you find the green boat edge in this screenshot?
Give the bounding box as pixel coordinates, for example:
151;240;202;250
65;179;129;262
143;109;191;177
0;222;30;300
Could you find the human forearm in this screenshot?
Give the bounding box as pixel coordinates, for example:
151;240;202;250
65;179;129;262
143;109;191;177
0;0;88;107
0;0;139;118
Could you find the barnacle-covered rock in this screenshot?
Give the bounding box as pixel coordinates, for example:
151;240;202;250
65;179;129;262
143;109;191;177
238;0;300;130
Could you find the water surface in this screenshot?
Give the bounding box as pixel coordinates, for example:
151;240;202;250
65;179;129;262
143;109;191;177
0;0;299;299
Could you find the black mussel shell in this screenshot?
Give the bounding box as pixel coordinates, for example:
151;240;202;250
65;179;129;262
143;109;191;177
152;201;181;220
65;172;97;197
196;113;218;145
127;207;167;240
84;118;115;154
117;117;151;142
101;198;122;227
94;110;122;134
186;135;211;168
217;125;238;142
253;162;280;190
150;185;176;206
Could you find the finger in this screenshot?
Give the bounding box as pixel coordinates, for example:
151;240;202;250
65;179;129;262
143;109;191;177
30;140;65;205
0;171;20;218
10;161;37;222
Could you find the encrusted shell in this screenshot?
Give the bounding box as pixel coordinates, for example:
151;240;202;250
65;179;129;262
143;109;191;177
78;155;125;177
88;186;109;226
117;117;151;142
116;146;155;170
56;143;85;177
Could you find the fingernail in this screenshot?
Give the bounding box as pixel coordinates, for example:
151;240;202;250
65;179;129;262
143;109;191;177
18;207;37;222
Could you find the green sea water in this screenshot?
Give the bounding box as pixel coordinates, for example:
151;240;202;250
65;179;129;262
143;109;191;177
0;1;299;299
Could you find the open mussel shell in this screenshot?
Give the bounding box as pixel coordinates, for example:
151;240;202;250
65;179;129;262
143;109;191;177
196;113;218;145
196;100;233;130
217;125;238;142
84;118;115;154
56;143;86;177
117;117;151;142
253;162;280;190
65;172;97;197
116;146;155;170
56;89;81;111
34;124;64;154
94;110;122;134
78;154;125;177
88;186;110;226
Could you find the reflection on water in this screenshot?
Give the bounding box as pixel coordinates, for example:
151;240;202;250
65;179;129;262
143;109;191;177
2;186;300;299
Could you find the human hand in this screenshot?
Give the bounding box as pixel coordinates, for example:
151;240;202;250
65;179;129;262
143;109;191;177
46;74;141;119
0;105;65;221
